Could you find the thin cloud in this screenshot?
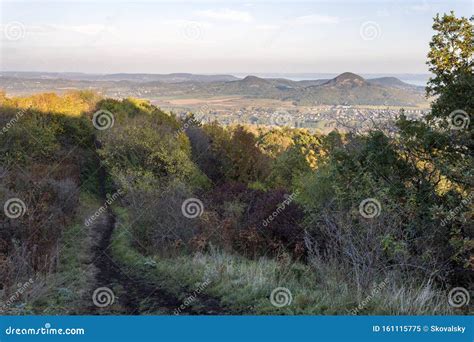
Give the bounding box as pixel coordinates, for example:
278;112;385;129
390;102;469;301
22;24;115;35
409;1;431;12
256;24;280;30
163;19;213;29
196;9;253;22
51;24;114;35
293;14;340;25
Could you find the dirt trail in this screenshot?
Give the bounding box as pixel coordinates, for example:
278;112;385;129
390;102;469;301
87;156;229;315
89;209;181;314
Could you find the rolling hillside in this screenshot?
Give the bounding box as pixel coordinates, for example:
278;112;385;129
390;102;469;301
0;72;427;106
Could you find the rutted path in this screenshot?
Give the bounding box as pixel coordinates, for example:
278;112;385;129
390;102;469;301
89;209;181;314
86;157;229;314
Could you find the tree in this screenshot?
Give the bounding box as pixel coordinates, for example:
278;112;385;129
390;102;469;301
267;130;323;188
427;12;473;99
425;12;473;146
394;12;473;285
398;12;473;187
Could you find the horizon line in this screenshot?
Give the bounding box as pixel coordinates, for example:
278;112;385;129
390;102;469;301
0;70;433;76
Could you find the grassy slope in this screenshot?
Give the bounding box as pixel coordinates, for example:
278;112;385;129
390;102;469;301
110;207;451;315
28;193;101;314
2;165;456;315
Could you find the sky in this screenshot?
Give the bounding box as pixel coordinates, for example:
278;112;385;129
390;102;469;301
0;0;472;74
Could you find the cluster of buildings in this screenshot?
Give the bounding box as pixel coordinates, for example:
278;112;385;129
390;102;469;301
177;105;429;132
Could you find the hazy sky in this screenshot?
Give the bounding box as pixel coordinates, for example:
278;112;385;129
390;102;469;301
0;0;472;74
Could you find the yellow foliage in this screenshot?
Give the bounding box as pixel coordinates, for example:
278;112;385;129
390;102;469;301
0;90;100;116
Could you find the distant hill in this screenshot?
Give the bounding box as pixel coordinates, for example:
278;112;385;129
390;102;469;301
368;77;423;90
0;72;239;83
238;75;271;87
210;76;301;97
323;72;367;87
210;72;426;106
212;72;425;106
292;73;426;106
296;79;329;87
100;73;239;83
0;71;427;106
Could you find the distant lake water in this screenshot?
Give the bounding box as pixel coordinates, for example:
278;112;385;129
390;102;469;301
396;79;428;87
